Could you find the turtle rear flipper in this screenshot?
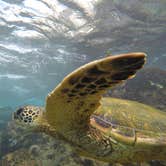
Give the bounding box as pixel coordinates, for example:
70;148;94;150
45;52;146;134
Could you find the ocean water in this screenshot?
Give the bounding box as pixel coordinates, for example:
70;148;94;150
0;0;166;165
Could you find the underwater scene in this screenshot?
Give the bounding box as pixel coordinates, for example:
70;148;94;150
0;0;166;165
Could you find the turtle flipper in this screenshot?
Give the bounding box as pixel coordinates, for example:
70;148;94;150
45;52;146;133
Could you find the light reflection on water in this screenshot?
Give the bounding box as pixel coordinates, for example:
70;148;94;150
0;0;165;107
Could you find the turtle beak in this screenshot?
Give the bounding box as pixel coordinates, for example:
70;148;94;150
12;111;22;124
12;112;17;120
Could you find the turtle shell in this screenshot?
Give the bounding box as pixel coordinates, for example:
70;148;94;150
92;97;166;134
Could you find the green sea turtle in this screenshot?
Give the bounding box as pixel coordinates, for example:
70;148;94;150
13;52;166;164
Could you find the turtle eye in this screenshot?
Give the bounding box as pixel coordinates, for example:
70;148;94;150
13;107;27;122
13;107;24;119
16;108;24;115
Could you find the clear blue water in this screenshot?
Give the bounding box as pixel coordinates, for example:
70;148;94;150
0;0;166;165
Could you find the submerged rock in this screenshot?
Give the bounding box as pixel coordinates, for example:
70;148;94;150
109;68;166;112
0;121;108;166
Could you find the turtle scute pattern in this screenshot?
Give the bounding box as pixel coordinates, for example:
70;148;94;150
46;52;146;133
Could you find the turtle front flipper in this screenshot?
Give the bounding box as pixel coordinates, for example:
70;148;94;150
45;52;146;134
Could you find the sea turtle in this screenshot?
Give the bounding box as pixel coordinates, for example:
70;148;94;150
13;52;166;164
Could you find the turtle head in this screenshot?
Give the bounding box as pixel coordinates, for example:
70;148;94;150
13;106;44;129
